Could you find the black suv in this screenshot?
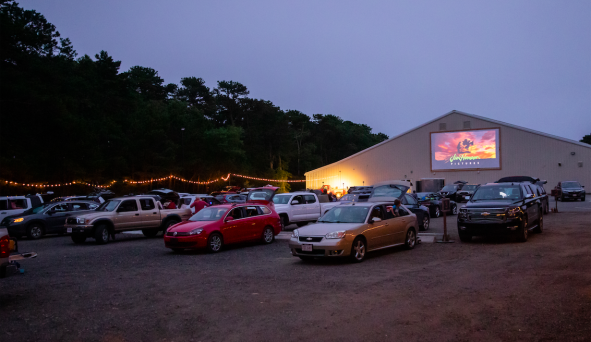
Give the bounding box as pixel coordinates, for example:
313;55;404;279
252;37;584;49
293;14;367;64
496;176;549;214
458;182;543;242
556;181;586;201
438;181;466;202
456;184;479;202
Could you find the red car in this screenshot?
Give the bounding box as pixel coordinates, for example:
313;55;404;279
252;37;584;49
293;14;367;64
164;187;282;253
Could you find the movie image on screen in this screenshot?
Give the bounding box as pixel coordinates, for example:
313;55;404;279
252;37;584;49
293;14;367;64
431;128;500;171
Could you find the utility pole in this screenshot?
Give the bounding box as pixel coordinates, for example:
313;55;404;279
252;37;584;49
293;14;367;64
181;128;185;192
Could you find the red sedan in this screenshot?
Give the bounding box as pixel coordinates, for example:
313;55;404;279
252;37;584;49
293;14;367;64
164;187;281;253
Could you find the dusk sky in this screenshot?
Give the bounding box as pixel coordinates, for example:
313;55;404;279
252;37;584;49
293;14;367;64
20;0;591;141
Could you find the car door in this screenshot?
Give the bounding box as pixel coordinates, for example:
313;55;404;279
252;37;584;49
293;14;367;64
303;195;320;220
112;199;141;230
522;185;539;225
220;207;247;243
394;206;416;244
242;206;263;240
290;195;306;221
139;198;160;228
45;203;72;233
364;205;391;249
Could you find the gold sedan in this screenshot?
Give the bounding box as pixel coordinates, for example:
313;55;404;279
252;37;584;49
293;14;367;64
288;200;418;262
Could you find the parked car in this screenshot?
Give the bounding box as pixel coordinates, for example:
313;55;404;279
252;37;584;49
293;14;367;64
272;191;340;228
457;182;543;242
164;192;282;253
556;181;586;201
288;185;417;262
0;195;45;222
1;200;99;239
400;194;431;230
416;192;458;217
438;182;465;202
347;186;373;194
456;184;480;202
64;196;192;244
338;193;371;204
215;194;247;204
1;227;36;278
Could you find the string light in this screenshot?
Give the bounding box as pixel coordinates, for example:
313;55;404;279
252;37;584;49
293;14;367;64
3;180;116;188
2;173;307;188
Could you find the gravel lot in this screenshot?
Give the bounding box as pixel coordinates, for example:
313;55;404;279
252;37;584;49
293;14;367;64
1;199;590;341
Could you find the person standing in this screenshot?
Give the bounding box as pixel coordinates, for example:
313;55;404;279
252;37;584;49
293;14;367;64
190;197;208;214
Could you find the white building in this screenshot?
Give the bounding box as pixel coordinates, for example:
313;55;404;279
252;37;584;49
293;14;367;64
305;110;591;193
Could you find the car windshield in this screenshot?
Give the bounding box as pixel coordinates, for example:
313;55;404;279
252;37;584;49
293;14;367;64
96;200;120;212
22;203;52;214
471;186;521;201
562;181;581;188
272;195;292;204
318;206;370;223
371;185;404;198
463;185;478;191
441;185;457;191
189;207;229;221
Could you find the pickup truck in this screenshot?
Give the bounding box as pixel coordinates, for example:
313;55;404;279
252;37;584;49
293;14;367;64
64;196;192;244
0;195;44;223
272;192;339;228
1;227;37;278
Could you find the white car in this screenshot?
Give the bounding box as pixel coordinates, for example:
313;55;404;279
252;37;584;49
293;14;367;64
0;195;44;222
272;192;340;228
179;194;213;213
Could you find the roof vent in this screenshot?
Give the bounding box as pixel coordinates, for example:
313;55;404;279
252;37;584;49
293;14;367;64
578;161;583;167
463;121;471;129
439;123;447;131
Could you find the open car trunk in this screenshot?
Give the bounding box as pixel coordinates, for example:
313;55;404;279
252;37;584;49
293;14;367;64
246;187;279;206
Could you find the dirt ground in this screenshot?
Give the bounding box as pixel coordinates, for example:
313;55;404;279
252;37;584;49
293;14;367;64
1;200;590;342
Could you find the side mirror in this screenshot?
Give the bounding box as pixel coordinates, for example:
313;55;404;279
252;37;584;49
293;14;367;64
291;200;299;205
225;216;234;222
582;186;585;188
525;194;535;199
369;217;381;224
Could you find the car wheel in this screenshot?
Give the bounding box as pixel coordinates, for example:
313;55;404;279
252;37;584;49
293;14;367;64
262;226;274;244
71;234;86;244
163;219;179;234
142;229;159;238
404;228;416;250
296;222;308;227
421;215;430;231
582;196;586;201
207;233;223;253
458;231;472;242
349;237;366;263
533;212;544;234
27;223;44;239
280;216;288;230
94;224;110;244
517;216;528;242
434;206;441;218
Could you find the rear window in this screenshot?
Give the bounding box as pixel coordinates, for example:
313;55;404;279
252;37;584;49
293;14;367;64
372;185;405;198
0;199;7;210
6;199;28;210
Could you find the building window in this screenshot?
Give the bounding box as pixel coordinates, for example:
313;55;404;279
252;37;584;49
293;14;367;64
463;121;471;129
439;123;447;131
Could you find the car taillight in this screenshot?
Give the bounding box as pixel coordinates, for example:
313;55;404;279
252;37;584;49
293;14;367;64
0;235;10;258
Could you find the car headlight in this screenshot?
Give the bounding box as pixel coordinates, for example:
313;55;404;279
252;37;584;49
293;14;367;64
460;208;467;213
189;228;203;235
13;217;24;223
325;230;346;239
291;229;299;238
76;217;86;224
507;207;520;217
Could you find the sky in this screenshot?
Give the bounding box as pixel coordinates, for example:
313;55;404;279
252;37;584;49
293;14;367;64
19;0;591;141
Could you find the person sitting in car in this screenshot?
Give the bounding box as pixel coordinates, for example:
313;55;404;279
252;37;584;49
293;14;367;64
386;199;402;218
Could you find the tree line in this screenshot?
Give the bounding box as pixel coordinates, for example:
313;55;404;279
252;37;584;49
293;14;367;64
0;1;388;193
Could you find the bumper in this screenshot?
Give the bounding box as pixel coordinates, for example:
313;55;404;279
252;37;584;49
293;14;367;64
457;218;522;236
164;234;208;249
562;192;584;199
4;224;26;236
288;237;352;257
65;224;94;236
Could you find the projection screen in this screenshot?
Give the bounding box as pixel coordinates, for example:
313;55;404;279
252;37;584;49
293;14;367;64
430;128;501;171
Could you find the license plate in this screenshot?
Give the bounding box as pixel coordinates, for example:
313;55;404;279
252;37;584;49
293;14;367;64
67;228;72;233
302;244;313;252
170;238;179;243
573;194;577;197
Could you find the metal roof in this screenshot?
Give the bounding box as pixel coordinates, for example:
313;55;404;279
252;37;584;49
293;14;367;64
305;110;591;175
